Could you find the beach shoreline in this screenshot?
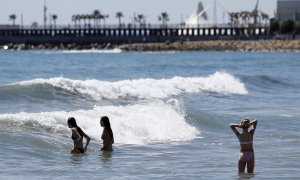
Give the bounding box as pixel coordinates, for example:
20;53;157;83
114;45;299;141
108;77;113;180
1;39;300;52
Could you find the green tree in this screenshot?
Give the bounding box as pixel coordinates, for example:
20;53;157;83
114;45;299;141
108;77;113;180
52;14;58;29
31;21;38;29
158;12;169;27
135;14;145;27
93;10;101;28
269;20;280;35
102;14;109;27
72;15;77;27
9;14;17;26
280;20;295;34
116;12;124;27
75;15;81;27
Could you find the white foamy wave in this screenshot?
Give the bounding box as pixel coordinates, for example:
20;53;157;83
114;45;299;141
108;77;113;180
60;48;122;54
14;71;248;100
33;48;122;54
0;100;199;145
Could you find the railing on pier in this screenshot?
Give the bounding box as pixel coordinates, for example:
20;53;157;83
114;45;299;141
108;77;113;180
0;23;271;44
13;22;269;30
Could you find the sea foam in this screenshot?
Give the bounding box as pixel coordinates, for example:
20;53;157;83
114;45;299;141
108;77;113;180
0;100;199;145
33;48;123;54
14;71;248;101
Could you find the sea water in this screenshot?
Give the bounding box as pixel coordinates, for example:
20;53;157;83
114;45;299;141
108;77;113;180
0;50;299;179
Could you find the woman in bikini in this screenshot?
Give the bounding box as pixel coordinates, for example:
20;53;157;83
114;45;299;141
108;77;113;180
67;117;90;154
100;116;114;151
230;118;257;173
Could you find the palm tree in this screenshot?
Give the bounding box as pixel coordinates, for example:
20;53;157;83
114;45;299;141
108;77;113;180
135;14;146;27
9;14;17;26
96;14;103;28
52;14;58;29
93;10;101;28
103;14;109;27
72;15;77;27
76;15;81;28
158;12;169;27
31;21;38;29
80;15;87;27
116;12;124;27
261;12;269;26
87;14;93;28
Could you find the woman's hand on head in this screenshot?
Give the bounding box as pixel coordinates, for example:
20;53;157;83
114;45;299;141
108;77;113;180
230;123;242;128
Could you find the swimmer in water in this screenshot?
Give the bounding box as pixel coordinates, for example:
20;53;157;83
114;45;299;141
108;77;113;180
100;116;114;151
230;118;257;174
67;117;90;154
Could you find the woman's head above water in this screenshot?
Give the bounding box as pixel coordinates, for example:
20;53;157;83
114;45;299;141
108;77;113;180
67;117;78;128
240;118;250;129
100;116;111;129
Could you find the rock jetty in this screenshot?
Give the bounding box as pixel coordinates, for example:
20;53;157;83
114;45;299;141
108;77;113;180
120;40;300;52
1;40;300;52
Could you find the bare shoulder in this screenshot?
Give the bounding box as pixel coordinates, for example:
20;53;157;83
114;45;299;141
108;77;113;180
71;127;79;133
104;129;110;136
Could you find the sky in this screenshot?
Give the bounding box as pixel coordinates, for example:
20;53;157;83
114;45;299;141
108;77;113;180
0;0;277;26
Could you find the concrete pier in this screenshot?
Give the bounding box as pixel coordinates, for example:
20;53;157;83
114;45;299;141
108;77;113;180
0;26;270;45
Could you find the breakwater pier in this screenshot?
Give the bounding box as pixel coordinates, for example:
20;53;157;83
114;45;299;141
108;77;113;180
0;25;270;45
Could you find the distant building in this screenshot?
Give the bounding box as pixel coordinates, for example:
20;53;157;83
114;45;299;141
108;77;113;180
185;2;213;27
277;0;300;22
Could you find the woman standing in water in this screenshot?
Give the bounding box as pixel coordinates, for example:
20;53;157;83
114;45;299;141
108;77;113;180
230;118;257;173
67;117;90;154
100;116;114;151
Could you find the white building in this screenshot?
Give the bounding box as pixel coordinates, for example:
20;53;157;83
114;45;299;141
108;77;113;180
185;2;213;27
277;0;300;22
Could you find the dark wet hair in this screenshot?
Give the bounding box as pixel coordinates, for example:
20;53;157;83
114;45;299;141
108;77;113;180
68;117;83;138
101;116;114;141
241;118;250;129
68;117;77;127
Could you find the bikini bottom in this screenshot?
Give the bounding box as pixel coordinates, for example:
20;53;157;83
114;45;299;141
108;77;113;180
239;152;254;162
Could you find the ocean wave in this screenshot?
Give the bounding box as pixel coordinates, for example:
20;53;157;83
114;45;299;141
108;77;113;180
258;75;292;86
242;74;295;90
10;71;248;101
0;100;199;145
33;48;122;54
0;82;91;104
249;75;290;86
